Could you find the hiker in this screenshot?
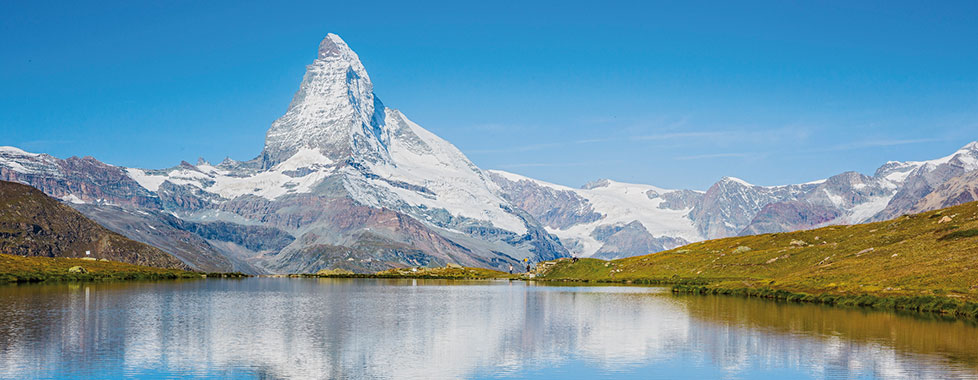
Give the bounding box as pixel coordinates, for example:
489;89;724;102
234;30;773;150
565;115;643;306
509;264;513;274
572;256;578;263
526;263;531;273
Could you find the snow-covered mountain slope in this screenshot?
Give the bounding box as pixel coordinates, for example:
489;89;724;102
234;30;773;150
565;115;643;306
488;170;701;258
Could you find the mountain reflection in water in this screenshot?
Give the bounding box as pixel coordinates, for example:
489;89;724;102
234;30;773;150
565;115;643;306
0;279;975;379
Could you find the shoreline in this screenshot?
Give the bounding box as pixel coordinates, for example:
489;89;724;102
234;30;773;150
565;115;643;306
302;273;978;320
0;254;247;285
671;284;978;320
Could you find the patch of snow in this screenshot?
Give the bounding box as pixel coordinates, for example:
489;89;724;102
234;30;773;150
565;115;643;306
844;194;894;223
273;147;333;171
0;146;40;156
723;176;753;186
125;168;168;192
62;194;86;204
206;167;333;200
822;189;845;207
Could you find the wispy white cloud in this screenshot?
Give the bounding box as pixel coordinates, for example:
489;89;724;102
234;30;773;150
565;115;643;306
464;120;813;156
795;137;947;154
674;152;756;160
466;137;616;154
832;138;943;150
629;131;732;141
496;160;623;169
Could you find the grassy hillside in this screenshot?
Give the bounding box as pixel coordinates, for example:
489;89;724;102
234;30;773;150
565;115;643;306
0;254;199;283
0;180;188;269
537;201;978;316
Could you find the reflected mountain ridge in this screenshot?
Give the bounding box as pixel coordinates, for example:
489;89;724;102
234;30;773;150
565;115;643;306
0;279;975;379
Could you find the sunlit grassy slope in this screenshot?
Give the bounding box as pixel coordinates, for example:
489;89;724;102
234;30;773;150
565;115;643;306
0;254;199;283
539;201;978;302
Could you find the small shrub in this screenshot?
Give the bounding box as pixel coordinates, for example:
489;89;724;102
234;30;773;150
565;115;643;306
938;229;978;241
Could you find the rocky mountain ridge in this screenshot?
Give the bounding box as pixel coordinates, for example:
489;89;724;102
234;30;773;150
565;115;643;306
489;141;978;259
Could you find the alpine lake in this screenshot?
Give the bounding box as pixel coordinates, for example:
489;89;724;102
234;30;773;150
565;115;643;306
1;278;976;379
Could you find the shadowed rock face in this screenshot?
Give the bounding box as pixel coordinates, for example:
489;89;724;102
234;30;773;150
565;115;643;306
739;201;842;236
909;170;978;213
0;180;187;270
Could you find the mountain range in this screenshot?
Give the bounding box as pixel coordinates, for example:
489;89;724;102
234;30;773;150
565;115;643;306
1;33;976;272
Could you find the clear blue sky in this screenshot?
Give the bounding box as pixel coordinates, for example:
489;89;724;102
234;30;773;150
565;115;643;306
2;1;976;189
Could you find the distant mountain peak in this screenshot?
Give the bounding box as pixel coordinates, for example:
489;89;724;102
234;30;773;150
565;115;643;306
719;176;753;187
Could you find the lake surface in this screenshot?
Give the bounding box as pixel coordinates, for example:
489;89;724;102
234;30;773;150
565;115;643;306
1;278;976;379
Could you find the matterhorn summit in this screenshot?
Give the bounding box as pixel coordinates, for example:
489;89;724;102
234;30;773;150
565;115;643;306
262;34;390;167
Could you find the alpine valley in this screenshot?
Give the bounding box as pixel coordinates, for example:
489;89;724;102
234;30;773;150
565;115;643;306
2;34;976;273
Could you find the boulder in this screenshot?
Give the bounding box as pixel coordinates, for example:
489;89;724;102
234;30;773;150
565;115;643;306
732;246;751;254
67;266;88;274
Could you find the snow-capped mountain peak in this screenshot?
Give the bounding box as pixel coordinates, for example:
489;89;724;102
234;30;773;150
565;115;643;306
262;34;389;168
718;176;753;187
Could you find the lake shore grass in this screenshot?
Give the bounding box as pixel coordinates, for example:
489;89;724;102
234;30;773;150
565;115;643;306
0;253;237;284
672;284;978;319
